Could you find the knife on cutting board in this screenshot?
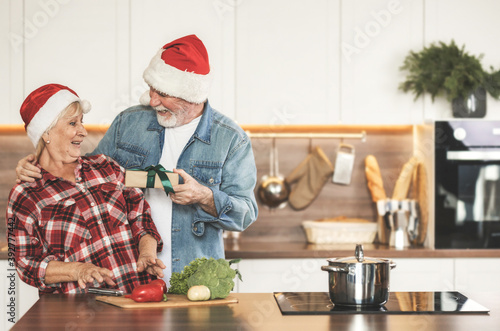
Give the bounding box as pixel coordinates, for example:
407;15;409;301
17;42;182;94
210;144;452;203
88;287;124;296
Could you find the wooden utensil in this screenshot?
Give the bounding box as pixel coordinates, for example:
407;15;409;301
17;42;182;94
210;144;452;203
412;161;429;245
96;294;238;309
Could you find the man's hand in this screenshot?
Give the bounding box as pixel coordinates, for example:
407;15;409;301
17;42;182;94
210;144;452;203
74;263;116;289
170;168;217;216
16;154;41;183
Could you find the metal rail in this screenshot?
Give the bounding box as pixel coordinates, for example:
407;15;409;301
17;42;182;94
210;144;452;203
245;131;367;142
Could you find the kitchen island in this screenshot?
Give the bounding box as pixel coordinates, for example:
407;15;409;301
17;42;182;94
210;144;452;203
11;292;500;331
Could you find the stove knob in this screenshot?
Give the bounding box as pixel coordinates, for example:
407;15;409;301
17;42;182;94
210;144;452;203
454;127;467;141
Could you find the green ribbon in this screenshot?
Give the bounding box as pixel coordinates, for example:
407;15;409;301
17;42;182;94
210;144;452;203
130;164;175;194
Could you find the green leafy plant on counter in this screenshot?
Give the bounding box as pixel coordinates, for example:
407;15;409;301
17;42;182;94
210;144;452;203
399;40;500;101
169;257;242;299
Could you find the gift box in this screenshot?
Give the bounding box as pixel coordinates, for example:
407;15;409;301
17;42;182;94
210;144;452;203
125;165;178;193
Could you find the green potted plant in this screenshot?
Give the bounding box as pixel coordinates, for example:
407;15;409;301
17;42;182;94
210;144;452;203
399;40;500;118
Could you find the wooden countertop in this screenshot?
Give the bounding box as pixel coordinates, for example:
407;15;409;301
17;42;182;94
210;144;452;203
224;240;500;259
11;292;500;331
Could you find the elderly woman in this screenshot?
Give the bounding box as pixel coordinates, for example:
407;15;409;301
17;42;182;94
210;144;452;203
6;84;165;294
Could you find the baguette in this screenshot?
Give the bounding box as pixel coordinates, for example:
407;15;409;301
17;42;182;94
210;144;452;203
392;156;418;200
365;155;386;202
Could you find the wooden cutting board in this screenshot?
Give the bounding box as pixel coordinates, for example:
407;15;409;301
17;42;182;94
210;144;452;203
96;294;238;309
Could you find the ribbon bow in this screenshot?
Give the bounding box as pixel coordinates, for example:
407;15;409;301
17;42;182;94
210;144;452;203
131;164;175;195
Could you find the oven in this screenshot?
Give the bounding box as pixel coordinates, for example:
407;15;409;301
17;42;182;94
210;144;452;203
435;121;500;249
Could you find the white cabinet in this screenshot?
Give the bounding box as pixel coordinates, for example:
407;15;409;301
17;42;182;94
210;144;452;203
235;0;341;125
235;258;329;293
3;1;500;125
390;258;454;292
340;0;424;124
234;257;499;294
19;0;129;124
234;0;426;125
0;0;23;125
454;258;500;293
22;0;130;125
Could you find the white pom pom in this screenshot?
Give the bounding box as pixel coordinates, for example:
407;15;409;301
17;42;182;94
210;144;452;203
139;91;151;106
80;99;92;113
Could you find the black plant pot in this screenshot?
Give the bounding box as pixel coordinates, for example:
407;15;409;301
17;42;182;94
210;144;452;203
452;87;486;118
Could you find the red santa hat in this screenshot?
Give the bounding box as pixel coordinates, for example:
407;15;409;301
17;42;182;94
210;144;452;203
20;83;91;147
140;34;212;105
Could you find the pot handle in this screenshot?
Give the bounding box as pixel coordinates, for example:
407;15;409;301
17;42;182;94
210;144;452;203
321;265;348;273
389;261;397;270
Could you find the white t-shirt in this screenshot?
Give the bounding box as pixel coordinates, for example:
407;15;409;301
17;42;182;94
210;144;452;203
144;116;201;284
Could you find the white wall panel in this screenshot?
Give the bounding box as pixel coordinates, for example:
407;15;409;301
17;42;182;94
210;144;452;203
0;0;11;123
235;0;340;125
1;0;24;124
23;0;129;125
340;0;424;124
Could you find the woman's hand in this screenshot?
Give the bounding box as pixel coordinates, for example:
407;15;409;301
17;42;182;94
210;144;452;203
137;254;166;278
74;263;116;289
137;234;165;278
16;154;42;183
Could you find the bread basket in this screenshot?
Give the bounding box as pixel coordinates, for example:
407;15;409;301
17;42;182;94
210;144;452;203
302;217;377;244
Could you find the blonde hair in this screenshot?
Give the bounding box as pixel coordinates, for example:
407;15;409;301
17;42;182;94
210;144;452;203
34;102;83;161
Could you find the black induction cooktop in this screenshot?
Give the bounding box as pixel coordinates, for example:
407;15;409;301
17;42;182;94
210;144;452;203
273;292;489;315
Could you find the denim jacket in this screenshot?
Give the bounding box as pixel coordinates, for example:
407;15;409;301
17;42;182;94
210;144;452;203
91;101;258;272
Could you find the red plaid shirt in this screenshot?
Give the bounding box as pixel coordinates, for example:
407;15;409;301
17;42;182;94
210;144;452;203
6;154;163;294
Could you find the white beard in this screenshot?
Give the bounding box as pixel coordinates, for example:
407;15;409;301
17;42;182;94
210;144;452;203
154;106;184;128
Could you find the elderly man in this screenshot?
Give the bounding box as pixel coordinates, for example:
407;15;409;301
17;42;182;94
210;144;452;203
17;34;258;284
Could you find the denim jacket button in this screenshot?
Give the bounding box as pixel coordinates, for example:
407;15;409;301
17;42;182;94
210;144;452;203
194;226;198;232
209;178;214;184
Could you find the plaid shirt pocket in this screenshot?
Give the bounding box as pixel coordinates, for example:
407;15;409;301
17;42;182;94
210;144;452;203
99;182;129;226
40;198;92;254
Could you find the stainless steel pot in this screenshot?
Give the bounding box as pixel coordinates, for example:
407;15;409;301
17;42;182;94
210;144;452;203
321;244;396;306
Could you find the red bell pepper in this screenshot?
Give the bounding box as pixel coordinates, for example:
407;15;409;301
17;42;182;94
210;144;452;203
125;282;167;302
150;279;168;294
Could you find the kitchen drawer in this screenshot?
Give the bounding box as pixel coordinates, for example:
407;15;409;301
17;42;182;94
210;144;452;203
454;258;500;293
390;258;455;291
234;258;329;293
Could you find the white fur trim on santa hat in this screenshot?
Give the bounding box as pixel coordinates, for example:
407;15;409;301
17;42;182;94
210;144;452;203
26;90;91;147
142;48;213;104
139;90;151;106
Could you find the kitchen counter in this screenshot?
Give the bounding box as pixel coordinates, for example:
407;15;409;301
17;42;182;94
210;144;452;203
224;240;500;259
11;292;500;331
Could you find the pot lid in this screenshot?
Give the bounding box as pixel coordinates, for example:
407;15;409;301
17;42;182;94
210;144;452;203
327;244;390;264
